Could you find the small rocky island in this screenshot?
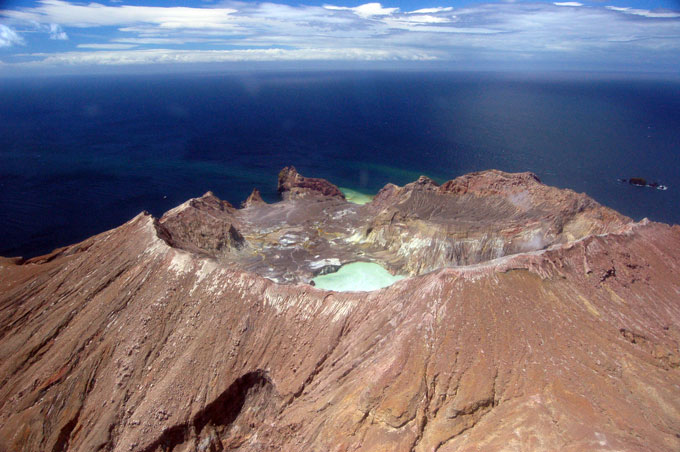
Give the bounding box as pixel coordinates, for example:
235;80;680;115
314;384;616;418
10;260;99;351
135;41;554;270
619;177;668;190
1;168;679;451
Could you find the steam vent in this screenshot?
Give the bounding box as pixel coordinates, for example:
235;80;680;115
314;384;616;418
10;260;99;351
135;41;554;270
1;167;679;451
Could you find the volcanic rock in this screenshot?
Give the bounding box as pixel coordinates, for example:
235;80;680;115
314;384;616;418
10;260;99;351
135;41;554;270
277;166;345;200
1;169;679;452
158;191;247;258
629;177;647;187
241;188;266;208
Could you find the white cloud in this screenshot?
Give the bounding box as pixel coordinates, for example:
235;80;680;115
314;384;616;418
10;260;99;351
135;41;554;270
49;23;68;40
0;24;24;47
2;0;238;28
605;6;680;18
407;7;454;14
324;3;399;18
554;2;583;6
389;15;451;24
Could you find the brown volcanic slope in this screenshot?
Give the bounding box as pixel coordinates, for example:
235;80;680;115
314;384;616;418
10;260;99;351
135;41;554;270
1;169;679;452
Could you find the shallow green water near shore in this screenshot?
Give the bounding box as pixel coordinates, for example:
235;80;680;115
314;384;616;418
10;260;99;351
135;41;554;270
340;187;374;205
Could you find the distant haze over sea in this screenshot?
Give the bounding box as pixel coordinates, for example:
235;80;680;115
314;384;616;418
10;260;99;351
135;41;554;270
1;71;679;258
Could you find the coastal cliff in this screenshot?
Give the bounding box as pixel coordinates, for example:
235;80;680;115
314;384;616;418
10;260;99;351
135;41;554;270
1;169;679;451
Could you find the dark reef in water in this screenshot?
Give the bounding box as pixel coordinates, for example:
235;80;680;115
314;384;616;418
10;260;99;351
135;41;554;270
618;178;668;190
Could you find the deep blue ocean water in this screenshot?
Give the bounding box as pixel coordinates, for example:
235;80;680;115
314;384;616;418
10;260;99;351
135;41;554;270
1;71;679;258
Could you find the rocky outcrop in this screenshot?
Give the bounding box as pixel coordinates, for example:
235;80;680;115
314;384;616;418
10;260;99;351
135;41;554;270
158;191;247;258
439;169;542;195
241;188;266;208
277;166;345;200
1;169;679;452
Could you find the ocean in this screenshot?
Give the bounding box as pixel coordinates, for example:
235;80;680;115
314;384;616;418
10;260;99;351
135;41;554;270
1;71;678;258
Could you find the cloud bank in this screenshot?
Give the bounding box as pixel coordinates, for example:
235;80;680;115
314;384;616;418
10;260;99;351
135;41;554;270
0;1;678;71
22;47;436;66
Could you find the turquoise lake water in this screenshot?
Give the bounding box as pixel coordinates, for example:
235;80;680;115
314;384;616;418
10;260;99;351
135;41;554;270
312;262;405;292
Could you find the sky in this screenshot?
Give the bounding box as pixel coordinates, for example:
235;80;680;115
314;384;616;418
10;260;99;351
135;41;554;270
0;0;679;75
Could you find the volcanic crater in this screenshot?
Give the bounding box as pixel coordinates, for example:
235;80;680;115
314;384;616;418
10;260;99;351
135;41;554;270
156;166;629;286
1;167;679;452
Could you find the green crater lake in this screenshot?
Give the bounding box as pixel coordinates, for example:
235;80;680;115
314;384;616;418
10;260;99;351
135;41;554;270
312;262;405;292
